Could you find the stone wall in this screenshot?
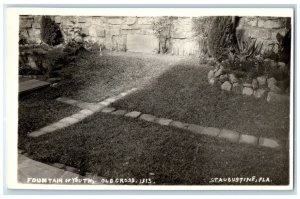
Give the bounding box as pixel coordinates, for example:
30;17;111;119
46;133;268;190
236;17;291;53
19;15;291;56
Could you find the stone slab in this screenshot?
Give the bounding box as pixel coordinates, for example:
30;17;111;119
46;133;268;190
201;127;221;137
218;129;240;142
70;113;88;120
239;134;258;145
79;109;94;116
65;166;78;173
170;121;189;129
28;130;46;137
187;124;204;134
77;102;105;112
101;107;116;113
19;79;50;93
127;34;158;53
18;154;80;184
105;97;117;103
59;117;79;125
52;122;70;129
156;118;173;126
259;137;280;148
40;124;60;132
125;111;142;118
139;114;156;122
111;109;127;116
52;163;65;169
98;101;111;106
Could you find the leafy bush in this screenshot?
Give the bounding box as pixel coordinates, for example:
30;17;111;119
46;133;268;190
192;17;215;57
236;37;263;60
152;17;174;54
41;16;64;46
207;16;238;61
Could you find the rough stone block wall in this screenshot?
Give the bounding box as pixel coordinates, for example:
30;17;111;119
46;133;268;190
236;17;291;53
19;15;42;44
19;15;291;57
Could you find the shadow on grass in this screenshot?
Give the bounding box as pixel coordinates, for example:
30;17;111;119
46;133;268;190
112;62;290;145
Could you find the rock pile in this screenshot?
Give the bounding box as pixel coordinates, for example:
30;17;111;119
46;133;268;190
207;61;290;103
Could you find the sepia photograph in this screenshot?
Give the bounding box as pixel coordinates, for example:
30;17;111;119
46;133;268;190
5;7;294;190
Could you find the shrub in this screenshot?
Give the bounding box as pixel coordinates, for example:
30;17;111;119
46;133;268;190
152;17;174;54
41;16;64;46
207;16;238;61
192;17;215;57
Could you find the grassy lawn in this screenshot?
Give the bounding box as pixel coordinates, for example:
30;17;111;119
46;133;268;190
18;86;80;148
18;51;290;185
57;50;182;102
112;58;290;145
23;112;289;185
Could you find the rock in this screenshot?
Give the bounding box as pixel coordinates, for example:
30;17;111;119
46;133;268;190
269;84;283;93
232;82;239;88
207;70;215;79
232;83;243;94
221;81;232;91
242;87;254;96
214;68;223;77
278;62;286;68
277;80;289;90
208;78;216;85
253;88;266;98
252;79;259;90
257;76;267;86
228;73;238;83
243;83;252;88
267;92;290;103
267;77;277;88
264;58;271;63
278;62;288;73
270;60;278;70
219;74;228;83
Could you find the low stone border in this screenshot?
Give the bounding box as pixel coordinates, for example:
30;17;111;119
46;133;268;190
28;88;138;138
103;110;280;149
28;87;281;149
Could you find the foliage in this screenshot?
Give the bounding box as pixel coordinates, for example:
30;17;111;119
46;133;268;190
41;16;64;46
192;17;215;38
152;17;174;54
192;17;215;57
19;33;28;45
207;16;238;61
236;37;263;61
152;17;173;38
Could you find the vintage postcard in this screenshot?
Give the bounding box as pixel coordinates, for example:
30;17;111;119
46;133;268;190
5;7;294;190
